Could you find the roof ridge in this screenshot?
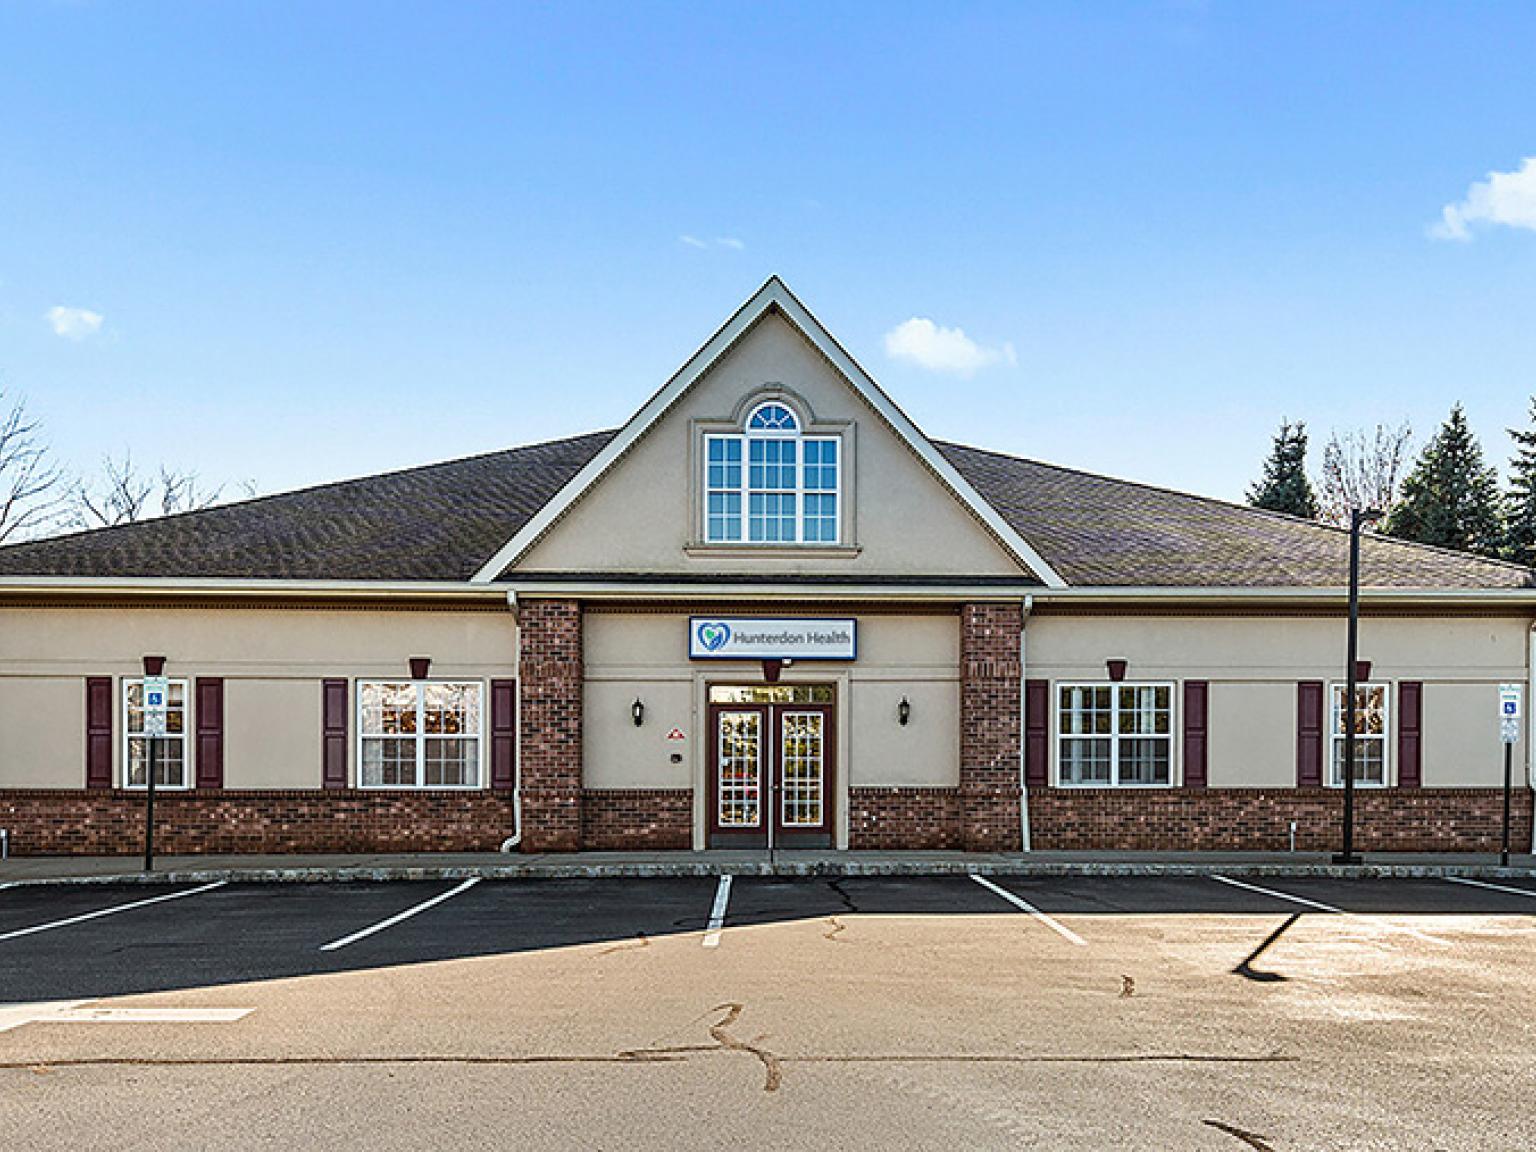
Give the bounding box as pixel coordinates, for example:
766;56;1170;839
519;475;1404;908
936;439;1536;577
3;429;620;553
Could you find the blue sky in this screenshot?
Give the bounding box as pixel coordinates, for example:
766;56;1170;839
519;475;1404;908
3;1;1535;508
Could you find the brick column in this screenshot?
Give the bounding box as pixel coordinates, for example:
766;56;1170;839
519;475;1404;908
959;601;1023;852
518;599;583;851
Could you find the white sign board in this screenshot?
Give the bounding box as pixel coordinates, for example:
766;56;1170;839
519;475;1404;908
143;675;169;738
1500;683;1523;746
689;617;856;661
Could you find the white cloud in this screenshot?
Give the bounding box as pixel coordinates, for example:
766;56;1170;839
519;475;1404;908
1429;157;1536;241
883;317;1016;378
678;234;744;251
46;305;104;341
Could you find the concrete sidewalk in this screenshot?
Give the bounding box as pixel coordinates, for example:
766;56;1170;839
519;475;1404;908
3;848;1536;886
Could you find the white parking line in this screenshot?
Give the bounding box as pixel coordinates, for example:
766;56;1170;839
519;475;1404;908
318;878;481;952
702;874;733;948
1211;875;1451;947
0;881;227;944
970;874;1087;946
1445;875;1536;900
0;1001;251;1035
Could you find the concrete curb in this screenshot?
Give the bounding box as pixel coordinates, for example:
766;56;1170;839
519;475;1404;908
7;859;1536;887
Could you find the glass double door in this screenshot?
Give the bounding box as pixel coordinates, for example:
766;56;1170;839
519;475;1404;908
708;685;834;849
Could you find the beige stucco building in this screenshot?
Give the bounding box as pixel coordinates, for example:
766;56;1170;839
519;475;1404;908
2;279;1533;856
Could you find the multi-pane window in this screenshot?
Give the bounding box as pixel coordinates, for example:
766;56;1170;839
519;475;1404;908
1057;683;1174;787
124;678;189;789
748;437;797;541
703;401;840;544
359;681;483;789
802;439;839;542
706;437;743;542
1329;683;1388;787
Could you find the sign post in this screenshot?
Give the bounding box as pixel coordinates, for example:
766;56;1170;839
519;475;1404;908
142;674;169;872
1499;684;1522;867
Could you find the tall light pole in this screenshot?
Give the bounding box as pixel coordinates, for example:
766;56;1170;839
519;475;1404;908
1334;508;1383;866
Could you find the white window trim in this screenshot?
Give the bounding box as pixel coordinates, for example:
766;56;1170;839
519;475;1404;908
356;679;487;791
1327;681;1391;789
701;400;845;548
122;676;192;791
1054;680;1178;789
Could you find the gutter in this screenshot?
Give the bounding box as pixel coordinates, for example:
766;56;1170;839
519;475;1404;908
500;590;522;853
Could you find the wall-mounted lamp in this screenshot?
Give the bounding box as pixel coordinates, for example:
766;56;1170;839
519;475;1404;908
631;698;645;727
897;696;912;726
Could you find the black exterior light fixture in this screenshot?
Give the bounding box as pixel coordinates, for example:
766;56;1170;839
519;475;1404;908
898;696;912;726
1334;507;1384;866
631;698;645;728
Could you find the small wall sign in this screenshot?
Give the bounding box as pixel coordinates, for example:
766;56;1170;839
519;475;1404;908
688;617;856;661
665;728;687;742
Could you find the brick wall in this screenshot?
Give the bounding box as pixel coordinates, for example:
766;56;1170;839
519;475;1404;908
582;789;693;850
849;787;962;850
1026;787;1535;853
0;790;517;855
519;599;584;851
959;601;1023;851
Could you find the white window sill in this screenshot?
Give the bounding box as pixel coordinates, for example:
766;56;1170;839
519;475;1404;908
355;785;487;792
1053;782;1176;790
685;543;863;559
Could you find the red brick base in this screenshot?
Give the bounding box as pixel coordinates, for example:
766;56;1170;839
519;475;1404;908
3;786;1528;857
581;789;692;850
1025;787;1535;853
0;790;518;855
849;788;963;850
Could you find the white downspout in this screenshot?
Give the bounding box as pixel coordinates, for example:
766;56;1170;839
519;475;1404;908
1019;594;1035;854
500;589;523;854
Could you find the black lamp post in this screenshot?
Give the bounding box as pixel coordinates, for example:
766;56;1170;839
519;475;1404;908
142;654;166;873
1334;508;1383;865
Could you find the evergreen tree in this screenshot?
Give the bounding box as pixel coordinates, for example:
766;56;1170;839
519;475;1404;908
1505;396;1536;566
1384;404;1503;557
1247;421;1318;518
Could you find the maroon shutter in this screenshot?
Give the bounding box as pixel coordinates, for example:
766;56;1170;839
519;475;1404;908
490;679;517;790
1297;680;1324;787
1024;679;1049;787
1398;681;1423;789
1183;681;1208;789
322;679;348;789
195;678;224;789
86;676;113;789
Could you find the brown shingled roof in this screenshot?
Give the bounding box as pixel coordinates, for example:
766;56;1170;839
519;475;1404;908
937;442;1535;589
0;429;1530;590
0;431;616;582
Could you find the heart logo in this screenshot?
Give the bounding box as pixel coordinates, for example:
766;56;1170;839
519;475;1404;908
698;622;730;652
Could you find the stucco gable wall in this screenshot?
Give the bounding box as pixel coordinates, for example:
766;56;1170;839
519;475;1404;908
514;312;1027;577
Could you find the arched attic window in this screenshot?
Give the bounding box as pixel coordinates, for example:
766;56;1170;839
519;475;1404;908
704;400;840;544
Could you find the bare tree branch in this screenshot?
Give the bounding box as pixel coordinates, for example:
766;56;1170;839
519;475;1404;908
70;452;232;529
0;390;66;544
1316;423;1414;528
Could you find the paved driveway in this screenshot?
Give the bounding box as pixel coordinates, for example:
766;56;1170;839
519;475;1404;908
4;874;1536;1150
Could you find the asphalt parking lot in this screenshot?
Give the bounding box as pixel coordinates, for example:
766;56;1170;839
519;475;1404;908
4;873;1536;1151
